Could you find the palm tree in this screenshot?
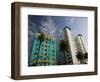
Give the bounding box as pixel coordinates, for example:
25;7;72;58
83;52;88;64
76;52;88;64
36;33;46;65
84;53;88;59
59;40;69;64
60;40;68;51
76;52;83;64
39;33;46;43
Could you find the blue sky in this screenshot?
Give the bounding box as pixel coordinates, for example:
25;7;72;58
28;15;88;56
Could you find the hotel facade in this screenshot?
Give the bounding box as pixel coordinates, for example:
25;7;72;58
28;33;56;66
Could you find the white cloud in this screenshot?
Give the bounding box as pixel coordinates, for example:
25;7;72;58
65;17;76;27
28;19;37;33
29;20;36;27
40;17;57;36
28;30;34;36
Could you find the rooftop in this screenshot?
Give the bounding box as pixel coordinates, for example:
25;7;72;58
63;26;71;30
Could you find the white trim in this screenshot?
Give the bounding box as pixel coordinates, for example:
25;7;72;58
20;6;94;75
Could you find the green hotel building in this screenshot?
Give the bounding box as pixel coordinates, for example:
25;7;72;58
28;33;57;66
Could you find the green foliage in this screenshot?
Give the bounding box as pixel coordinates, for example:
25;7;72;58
76;52;83;61
60;40;68;51
84;53;88;59
38;33;45;42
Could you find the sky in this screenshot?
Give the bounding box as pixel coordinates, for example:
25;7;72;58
28;15;88;56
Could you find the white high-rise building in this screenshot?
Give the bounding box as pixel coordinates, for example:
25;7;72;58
56;26;88;65
76;34;88;64
63;26;80;64
76;34;87;54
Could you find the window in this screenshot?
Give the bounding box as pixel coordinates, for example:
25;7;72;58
68;61;71;63
44;52;46;54
67;50;70;53
45;45;47;47
36;43;38;46
52;50;54;52
34;53;38;55
45;41;47;43
36;48;38;50
44;53;46;56
45;49;47;51
68;57;71;60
